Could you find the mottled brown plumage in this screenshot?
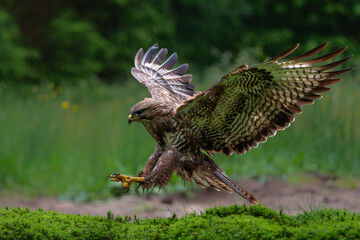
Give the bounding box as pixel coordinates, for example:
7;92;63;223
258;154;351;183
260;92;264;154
108;43;352;204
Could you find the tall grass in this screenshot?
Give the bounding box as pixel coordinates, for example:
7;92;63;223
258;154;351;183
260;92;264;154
0;81;156;200
0;70;359;201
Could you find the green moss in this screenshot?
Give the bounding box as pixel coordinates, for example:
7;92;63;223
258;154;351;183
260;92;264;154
1;205;359;239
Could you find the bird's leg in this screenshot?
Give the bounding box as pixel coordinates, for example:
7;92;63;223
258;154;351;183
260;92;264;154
107;145;177;191
137;145;163;178
107;146;162;191
107;173;145;192
140;146;180;190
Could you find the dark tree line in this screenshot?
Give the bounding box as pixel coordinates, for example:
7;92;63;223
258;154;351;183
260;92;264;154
1;0;359;84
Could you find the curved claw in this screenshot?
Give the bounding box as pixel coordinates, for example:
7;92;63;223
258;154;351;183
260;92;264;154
107;173;145;192
134;184;142;191
120;187;130;193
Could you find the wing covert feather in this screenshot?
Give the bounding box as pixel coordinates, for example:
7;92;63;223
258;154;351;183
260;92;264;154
175;43;352;156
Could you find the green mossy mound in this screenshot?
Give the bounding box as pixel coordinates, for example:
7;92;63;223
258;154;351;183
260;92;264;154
1;205;359;239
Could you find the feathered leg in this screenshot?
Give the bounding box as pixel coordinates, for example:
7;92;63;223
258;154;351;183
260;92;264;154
108;146;179;191
140;146;180;190
137;145;163;177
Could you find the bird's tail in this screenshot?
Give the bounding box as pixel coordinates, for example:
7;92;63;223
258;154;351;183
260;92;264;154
212;171;259;204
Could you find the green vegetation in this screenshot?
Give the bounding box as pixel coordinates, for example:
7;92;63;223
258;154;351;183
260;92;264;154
0;1;359;83
0;70;358;200
0;10;36;82
0;205;359;239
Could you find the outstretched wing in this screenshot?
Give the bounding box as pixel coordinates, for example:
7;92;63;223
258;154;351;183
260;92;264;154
131;43;195;105
175;43;352;156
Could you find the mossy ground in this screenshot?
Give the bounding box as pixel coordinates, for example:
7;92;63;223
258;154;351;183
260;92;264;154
1;205;359;239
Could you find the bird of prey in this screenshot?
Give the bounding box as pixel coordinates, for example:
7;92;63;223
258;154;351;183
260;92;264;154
108;42;351;204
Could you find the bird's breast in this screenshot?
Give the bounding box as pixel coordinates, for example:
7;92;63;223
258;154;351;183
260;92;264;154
143;118;177;148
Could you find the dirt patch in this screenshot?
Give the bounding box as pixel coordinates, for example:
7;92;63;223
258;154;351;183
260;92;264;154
1;175;359;218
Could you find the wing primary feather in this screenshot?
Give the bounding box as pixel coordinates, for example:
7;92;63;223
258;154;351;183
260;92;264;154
302;47;348;65
134;48;144;68
288;42;328;62
159;53;178;70
185;83;195;92
151;48;168;65
316;56;352;71
142;43;158;65
311;86;331;93
165;74;192;83
318;79;342;86
266;43;299;62
322;68;353;78
175;43;351;158
164;64;189;75
132;44;195;104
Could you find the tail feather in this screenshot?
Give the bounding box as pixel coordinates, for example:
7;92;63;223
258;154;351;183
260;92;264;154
193;174;207;188
213;171;259;204
212;177;233;193
204;176;221;191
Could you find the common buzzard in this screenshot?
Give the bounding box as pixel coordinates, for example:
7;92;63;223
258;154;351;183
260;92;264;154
108;43;351;204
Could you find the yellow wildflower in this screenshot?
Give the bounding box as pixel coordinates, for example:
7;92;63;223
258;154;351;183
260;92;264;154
61;101;70;109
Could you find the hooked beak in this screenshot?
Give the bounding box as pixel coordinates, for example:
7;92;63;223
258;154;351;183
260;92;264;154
128;114;141;125
128;114;133;125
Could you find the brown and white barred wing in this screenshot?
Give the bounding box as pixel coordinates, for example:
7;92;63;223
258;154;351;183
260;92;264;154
131;43;195;105
175;43;352;156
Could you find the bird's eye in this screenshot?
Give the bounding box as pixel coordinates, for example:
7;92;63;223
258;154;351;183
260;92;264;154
135;109;144;115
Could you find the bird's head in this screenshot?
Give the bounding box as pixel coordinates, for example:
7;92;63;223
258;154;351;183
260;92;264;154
128;99;162;125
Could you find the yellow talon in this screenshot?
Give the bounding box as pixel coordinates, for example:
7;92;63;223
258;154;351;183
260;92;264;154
107;173;145;191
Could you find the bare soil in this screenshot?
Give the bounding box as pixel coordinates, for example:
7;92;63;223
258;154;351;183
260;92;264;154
1;174;359;218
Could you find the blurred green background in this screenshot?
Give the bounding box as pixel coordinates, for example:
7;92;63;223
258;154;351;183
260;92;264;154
0;0;359;201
